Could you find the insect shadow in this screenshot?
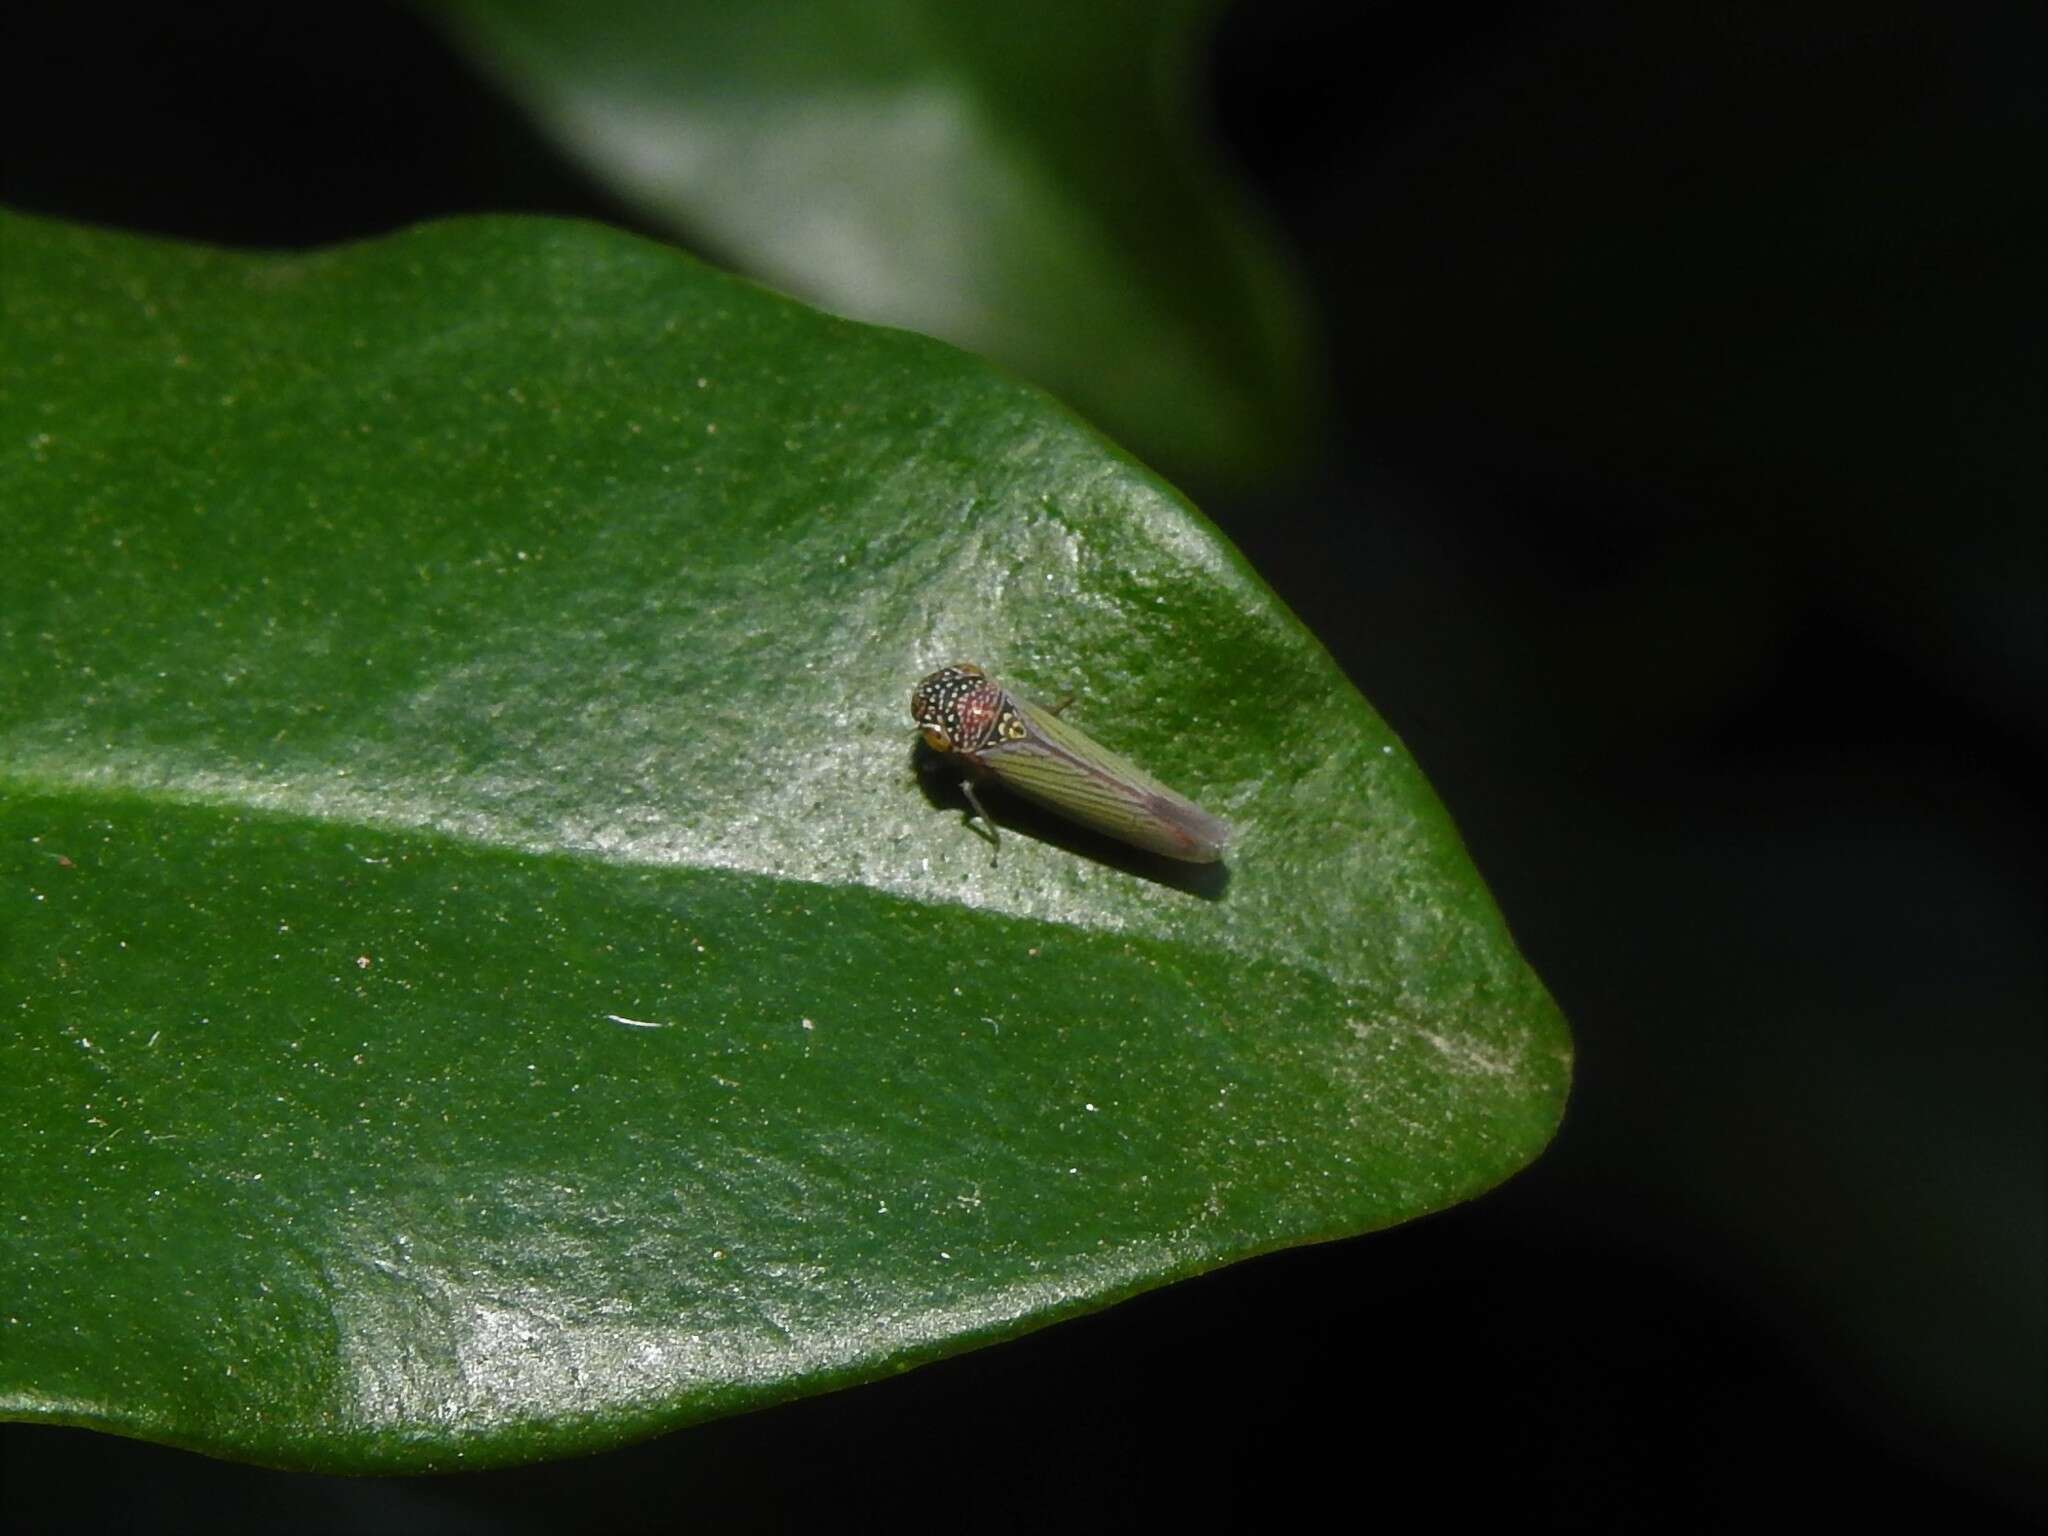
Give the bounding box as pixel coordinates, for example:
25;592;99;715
912;741;1231;900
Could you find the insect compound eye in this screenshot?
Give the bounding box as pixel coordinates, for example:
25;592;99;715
920;725;954;753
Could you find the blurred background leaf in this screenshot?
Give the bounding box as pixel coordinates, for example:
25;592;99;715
422;0;1318;493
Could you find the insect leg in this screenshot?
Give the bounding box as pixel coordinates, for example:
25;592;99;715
960;779;1001;861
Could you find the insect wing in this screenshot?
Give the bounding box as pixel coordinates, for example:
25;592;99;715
979;694;1230;862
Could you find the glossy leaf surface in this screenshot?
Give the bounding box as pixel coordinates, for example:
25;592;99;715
0;211;1567;1470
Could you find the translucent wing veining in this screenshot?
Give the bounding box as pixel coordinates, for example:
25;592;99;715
979;695;1230;862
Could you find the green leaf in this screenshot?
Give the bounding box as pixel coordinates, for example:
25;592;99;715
422;0;1316;490
0;211;1567;1472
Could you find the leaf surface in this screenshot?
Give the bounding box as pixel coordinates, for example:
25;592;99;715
0;212;1566;1470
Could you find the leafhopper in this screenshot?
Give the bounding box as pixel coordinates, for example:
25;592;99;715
911;663;1231;863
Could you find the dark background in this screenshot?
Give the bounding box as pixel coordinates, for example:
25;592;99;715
4;2;2041;1529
